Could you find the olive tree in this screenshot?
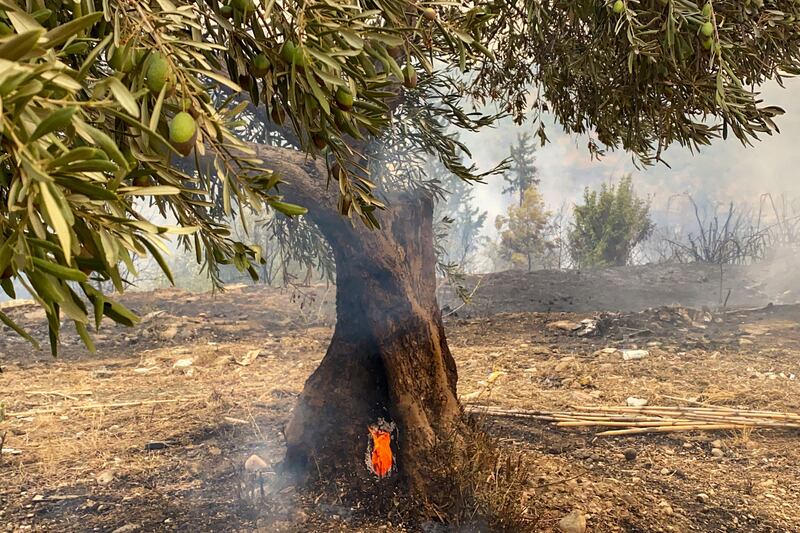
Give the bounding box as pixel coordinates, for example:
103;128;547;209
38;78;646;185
2;0;800;516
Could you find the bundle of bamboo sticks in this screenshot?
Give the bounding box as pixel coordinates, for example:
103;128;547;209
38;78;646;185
467;404;800;436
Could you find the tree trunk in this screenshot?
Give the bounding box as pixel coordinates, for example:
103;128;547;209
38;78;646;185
283;191;464;500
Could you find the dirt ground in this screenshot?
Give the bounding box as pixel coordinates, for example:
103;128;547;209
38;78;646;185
1;274;800;532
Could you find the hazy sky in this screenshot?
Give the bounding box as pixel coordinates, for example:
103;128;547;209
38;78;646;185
460;78;800;235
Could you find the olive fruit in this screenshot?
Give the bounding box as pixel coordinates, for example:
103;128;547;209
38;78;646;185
701;36;714;50
700;21;714;37
145;53;173;94
335;87;354;111
281;41;307;68
422;7;437;21
169;112;198;156
250;53;270;77
613;0;624;14
311;132;327;149
132;175;152;187
220;4;233;17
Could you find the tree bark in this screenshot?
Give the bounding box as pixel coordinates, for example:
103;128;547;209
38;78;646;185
284;193;463;496
242;144;466;503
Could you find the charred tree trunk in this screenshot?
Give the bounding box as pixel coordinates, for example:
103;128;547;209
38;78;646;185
283;193;463;499
239;145;467;507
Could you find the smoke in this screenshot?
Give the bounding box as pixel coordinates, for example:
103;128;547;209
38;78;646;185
461;78;800;241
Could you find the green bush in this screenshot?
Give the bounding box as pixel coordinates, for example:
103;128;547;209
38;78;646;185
568;175;654;267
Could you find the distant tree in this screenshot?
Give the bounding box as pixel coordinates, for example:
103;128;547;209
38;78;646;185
569;175;654;267
495;184;550;271
503;133;539;206
432;160;488;270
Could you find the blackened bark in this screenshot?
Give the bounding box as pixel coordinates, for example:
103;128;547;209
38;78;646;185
244;145;464;500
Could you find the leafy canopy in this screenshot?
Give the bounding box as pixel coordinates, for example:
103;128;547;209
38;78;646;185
568;175;654;267
475;0;800;163
0;0;487;353
495;184;550;271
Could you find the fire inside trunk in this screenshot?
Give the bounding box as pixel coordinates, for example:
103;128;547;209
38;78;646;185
366;419;397;478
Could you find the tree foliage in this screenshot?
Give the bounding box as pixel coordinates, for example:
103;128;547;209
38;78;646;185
431;157;487;270
495;183;550;271
502;132;538;206
473;1;800;163
0;0;487;353
568;174;654;267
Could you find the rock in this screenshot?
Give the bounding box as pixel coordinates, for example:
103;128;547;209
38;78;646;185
159;324;179;341
626;396;648;407
245;454;268;472
172;358;194;373
696;493;710;504
557;509;587;533
593;347;618;357
111;525;140;533
621;349;648;361
576;319;599;337
624;448;637;462
144;441;169;451
236;349;264;366
711;439;723;449
96;469;115;485
92;368;114;379
711;447;724;458
547;320;580;332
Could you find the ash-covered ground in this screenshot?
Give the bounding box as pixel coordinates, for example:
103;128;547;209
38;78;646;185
1;263;799;532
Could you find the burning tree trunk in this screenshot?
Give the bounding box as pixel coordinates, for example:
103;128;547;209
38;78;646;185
247;145;467;505
283;192;464;498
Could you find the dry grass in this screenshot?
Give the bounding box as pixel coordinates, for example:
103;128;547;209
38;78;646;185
1;285;800;531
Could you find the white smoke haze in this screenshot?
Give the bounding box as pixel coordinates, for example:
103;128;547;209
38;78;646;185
462;78;800;243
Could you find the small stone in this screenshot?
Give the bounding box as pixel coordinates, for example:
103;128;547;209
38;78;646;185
696;493;710;504
711;439;723;449
660;468;671;475
621;349;649;361
626;396;648;407
557;509;587;533
547;320;580;332
624;449;637;462
711;448;724;458
245;454;268;472
111;525;139;533
160;325;179;341
96;469;115;485
172;358;194;374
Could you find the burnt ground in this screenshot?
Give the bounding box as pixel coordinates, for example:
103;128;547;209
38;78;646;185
1;269;800;532
439;261;800;316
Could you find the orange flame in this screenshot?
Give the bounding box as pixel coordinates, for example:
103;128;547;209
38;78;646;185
368;427;393;478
